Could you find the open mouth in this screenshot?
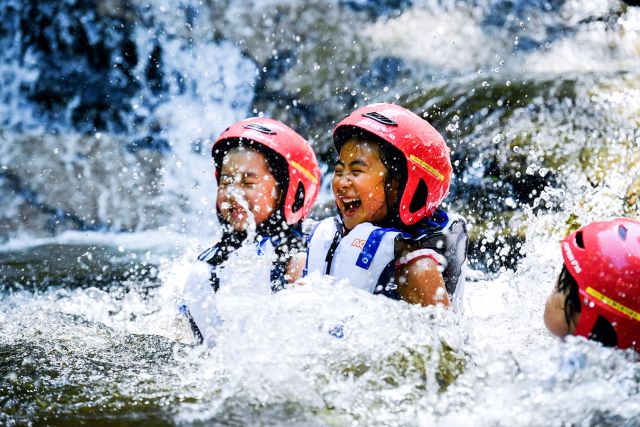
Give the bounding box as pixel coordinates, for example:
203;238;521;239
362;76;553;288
229;206;246;217
222;203;247;221
341;197;361;215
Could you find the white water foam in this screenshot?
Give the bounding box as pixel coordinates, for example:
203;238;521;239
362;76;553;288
130;6;257;234
364;0;640;76
1;209;638;425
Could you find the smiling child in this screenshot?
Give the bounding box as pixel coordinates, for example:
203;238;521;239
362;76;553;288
178;117;320;344
304;103;468;309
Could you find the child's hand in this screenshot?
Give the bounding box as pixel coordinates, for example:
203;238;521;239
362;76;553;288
286;252;307;284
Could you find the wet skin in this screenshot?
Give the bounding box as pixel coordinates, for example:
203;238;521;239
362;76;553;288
544;280;580;338
216;147;281;232
333;139;390;231
332;138;450;307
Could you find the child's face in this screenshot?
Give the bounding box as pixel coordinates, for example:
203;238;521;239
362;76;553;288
216;147;281;232
332;138;390;231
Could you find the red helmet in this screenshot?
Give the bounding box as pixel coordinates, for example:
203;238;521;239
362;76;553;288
561;218;640;352
212;117;321;225
333;103;452;225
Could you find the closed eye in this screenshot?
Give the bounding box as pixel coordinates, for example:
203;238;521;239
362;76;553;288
219;176;234;186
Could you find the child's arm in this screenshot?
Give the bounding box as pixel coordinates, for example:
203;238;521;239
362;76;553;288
395;255;451;308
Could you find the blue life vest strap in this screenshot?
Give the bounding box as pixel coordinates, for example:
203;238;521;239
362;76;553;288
356;227;397;270
257;236;273;255
417;208;449;233
373;260;399;298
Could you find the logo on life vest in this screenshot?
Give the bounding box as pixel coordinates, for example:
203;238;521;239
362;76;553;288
562;242;582;273
351;239;366;249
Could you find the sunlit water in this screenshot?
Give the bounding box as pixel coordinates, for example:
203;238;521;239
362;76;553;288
1;0;640;425
1;215;638;426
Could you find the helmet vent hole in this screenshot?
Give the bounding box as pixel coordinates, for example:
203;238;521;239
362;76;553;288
243;123;276;134
362;112;398;126
409;179;429;213
575;231;585;249
619;225;628;241
292;181;305;213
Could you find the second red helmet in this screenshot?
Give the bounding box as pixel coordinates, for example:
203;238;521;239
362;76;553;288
333;103;452;225
562;218;640;352
212;117;321;226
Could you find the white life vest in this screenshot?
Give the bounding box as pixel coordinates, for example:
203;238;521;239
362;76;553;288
305;218;399;293
305;215;467;311
177;237;277;346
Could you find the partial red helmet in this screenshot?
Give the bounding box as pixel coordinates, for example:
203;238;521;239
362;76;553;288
212;117;321;225
333;103;452;225
561;218;640;352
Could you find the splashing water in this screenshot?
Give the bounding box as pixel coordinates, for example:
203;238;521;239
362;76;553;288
1;0;640;425
2;211;639;425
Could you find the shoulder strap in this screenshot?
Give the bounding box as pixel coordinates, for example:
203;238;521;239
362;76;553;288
197;246;216;262
304;216;341;276
325;230;342;274
356;227;398;270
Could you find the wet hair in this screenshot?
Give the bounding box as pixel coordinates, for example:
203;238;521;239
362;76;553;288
337;128;408;229
556;264;618;347
556;265;581;329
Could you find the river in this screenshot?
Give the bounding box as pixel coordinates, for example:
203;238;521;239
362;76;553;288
1;0;639;425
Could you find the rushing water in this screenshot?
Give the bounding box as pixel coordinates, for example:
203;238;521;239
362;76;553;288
1;226;639;425
1;0;640;425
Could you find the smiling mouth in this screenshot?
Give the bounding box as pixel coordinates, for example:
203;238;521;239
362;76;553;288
225;205;246;218
341;198;361;214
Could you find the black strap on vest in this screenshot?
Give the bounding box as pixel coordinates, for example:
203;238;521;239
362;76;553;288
199;228;304;293
324;231;342;275
323;216;348;275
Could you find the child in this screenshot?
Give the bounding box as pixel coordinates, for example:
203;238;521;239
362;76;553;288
179;117;321;344
304;103;468;309
544;218;640;352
